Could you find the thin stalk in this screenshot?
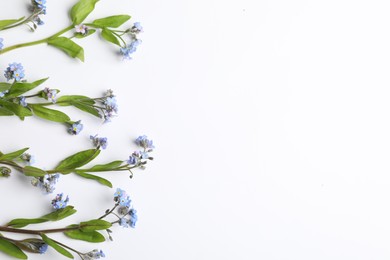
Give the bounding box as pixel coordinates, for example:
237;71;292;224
0;225;80;235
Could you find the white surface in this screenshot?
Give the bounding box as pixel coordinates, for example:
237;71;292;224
1;0;390;259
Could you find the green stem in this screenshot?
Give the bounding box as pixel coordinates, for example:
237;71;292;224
0;25;73;55
0;225;80;235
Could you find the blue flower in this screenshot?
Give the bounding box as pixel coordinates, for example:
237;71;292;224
68;121;83;135
90;135;108;149
128;208;138;228
114;188;131;207
51;193;69;210
43;88;57;103
19;96;27;107
4;63;25;82
75;24;89;35
131;22;143;34
120;39;142;60
126;154;139;165
0;38;3;50
135;135;155;149
38;243;48;254
102;96;118;122
82;249;105;259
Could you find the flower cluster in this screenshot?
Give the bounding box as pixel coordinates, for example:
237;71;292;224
51;193;69;209
127;135;154;167
81;249;105;259
31;0;47;26
90;135;108;149
114;188;138;228
4;63;25;82
100;90;118;122
42;87;58;103
120;22;143;60
31;174;60;193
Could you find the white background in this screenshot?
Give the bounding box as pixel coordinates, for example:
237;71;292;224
1;0;390;259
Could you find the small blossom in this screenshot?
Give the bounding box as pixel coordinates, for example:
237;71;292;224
20;153;35;165
75;24;88;35
19;96;27;107
90;135;108;149
16;239;48;254
114;188;131;207
68;121;83;135
135;135;155;149
120;39;141;60
0;38;3;50
31;0;47;26
119;208;138;228
51;193;69;210
43;87;57;103
102;96;118;122
126;153;139;165
4;63;25;82
130;22;143;34
31;174;60;193
81;249;105;259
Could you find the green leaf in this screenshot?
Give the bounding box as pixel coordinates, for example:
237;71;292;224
70;0;99;25
48;37;85;62
30;105;71;123
87;160;123;171
42;206;77;221
74;29;96;38
80;219;112;231
0;100;32;120
0;17;25;30
93;15;131;28
7;206;77;228
56;149;101;171
56;95;95;106
0;147;29;161
101;28;120;46
0;107;14;116
6;78;48;98
0;83;12;92
72;102;101;117
23;166;47;177
75;171;112;187
0;238;27;259
6;218;47;228
65;225;105;243
41;234;74;259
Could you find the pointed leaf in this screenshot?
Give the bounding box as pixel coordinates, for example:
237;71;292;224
56;95;95;106
7;218;46;228
93;15;131;28
75;171;112;187
0;238;27;259
41;234;74;259
64;225;105;243
0;82;12;92
0;147;29;160
101;28;120;46
0;100;32;119
70;0;99;25
80;219;112;231
31;105;70;123
48;37;85;61
0;17;25;30
6;78;48;98
0;107;14;116
56;149;101;171
23;166;47;177
42;206;77;221
87;160;123;171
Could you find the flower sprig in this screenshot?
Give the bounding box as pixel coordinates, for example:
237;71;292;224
0;188;137;259
0;0;143;61
0;63;119;134
0;135;154;193
0;0;47;32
